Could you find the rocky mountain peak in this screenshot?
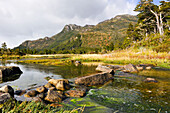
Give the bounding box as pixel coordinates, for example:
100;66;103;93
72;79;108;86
63;24;81;32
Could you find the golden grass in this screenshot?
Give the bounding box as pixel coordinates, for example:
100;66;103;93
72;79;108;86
71;49;170;68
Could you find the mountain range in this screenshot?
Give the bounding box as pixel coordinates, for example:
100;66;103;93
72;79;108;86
15;14;138;52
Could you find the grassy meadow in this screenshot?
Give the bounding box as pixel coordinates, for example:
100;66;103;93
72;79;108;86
14;49;170;69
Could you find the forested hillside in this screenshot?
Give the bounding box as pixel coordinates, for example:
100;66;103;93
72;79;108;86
15;14;138;53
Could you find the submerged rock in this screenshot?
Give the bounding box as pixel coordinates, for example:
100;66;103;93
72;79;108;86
48;79;70;91
0;85;14;97
124;64;138;73
75;72;114;86
45;90;65;103
14;90;26;96
96;65;114;75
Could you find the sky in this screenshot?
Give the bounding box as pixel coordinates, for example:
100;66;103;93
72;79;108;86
0;0;160;48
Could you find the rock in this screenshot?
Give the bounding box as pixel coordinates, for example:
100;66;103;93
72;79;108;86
37;93;46;99
96;65;114;75
146;66;152;70
45;90;65;103
32;97;43;102
124;64;138;73
14;90;26;96
75;72;114;86
144;78;158;83
24;90;38;98
49;87;56;90
0;92;12;104
137;64;154;70
0;85;14;97
0;66;22;82
36;86;47;93
136;66;144;71
48;79;70;91
75;61;82;66
65;90;85;97
44;83;53;89
44;76;52;81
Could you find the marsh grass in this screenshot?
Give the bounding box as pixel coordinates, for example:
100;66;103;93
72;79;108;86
71;49;169;68
1;100;85;113
9;49;170;69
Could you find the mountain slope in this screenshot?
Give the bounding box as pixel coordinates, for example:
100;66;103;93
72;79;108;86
16;14;138;51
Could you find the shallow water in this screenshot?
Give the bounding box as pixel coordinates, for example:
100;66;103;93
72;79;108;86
0;60;170;112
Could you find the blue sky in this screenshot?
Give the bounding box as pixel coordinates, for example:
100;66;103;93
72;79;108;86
0;0;164;48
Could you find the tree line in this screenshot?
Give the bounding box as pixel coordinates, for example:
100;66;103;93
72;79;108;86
123;0;169;52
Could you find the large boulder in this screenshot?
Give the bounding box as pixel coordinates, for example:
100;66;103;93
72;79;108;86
0;66;22;82
75;72;114;86
0;85;14;97
96;65;114;75
48;79;70;91
124;64;138;73
45;90;65;103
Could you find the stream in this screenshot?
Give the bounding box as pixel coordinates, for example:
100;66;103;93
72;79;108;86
0;60;169;113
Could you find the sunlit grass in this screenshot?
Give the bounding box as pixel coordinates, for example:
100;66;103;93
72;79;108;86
71;49;170;68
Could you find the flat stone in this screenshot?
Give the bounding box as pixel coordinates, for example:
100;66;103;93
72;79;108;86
65;90;85;97
96;65;114;75
75;72;114;86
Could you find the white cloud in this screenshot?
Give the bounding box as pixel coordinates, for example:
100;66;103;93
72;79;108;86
0;0;137;48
